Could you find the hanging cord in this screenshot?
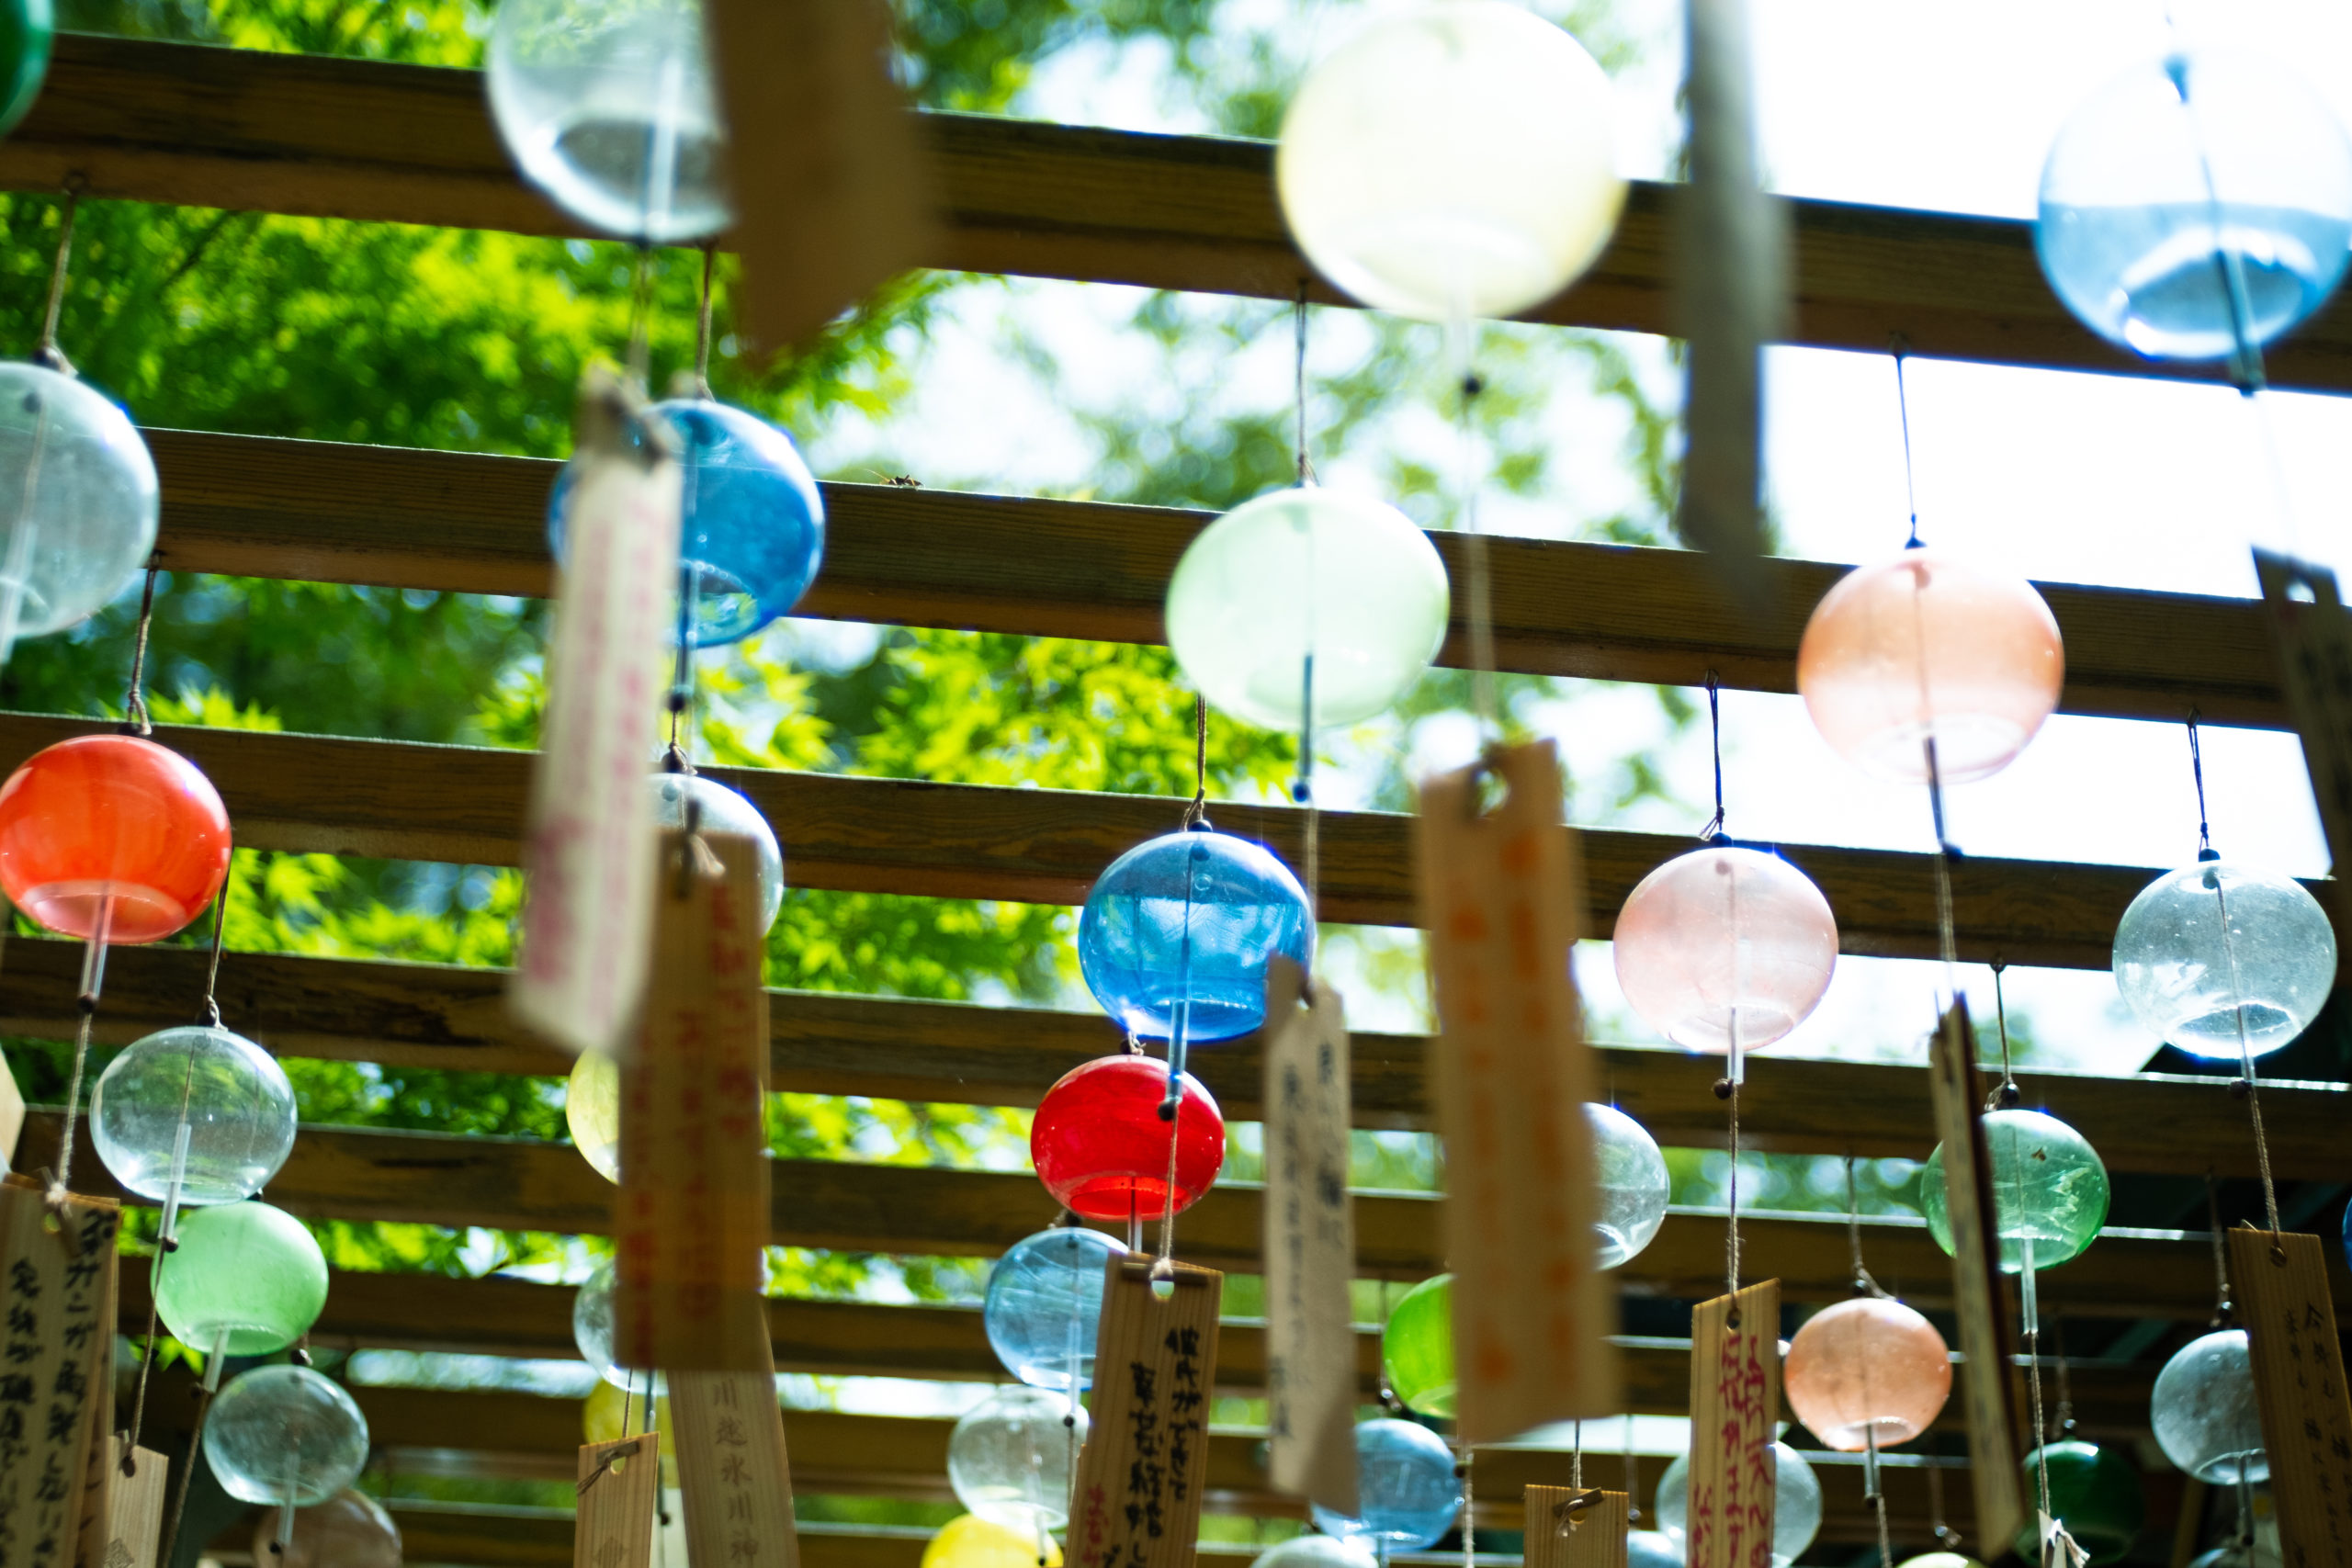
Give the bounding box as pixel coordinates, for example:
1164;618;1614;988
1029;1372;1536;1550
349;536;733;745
1291;290;1321;945
1721;1071;1741;1299
1846;1154;1896;1568
1891;340;1920;549
693;243;718;401
158;1382;219;1568
2190;725;2284;1233
121;565;160;735
1571;1419;1583;1489
1698;671;1725;841
35;182;83;377
2052;1318;2074;1435
2188;712;2214;862
200;879;230;1029
1987;962;2021;1110
1844;1155;1891;1300
663;256;711;773
1458;1443;1476;1568
1293;285;1316;486
2205;1173;2233;1326
1927;1438;1962;1551
625;245;658;391
1453;359;1499;736
1181;695;1210;830
1623;1414;1640;1525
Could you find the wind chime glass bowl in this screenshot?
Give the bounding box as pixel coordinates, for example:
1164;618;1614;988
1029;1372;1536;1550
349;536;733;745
1782;1295;1953;1451
1589;1102;1672;1267
571;1259;634;1388
1796;548;2064;786
1918;1108;2109;1272
2112;859;2335;1061
2015;1439;2145;1565
0;732;232;942
1077;829;1313;1041
0;363;158;654
1612;843;1838;1054
1655;1442;1824;1568
1029;1055;1226;1222
2037;50;2352;361
1257;1539;1377;1568
486;0;732;243
983;1225;1126;1393
1276;0;1624;321
922;1515;1061;1568
1164;486;1449;732
649;770;786;931
205;1364;371;1508
947;1384;1089;1535
254;1486;402;1568
2152;1328;2267;1484
154;1200;328;1356
0;3;51;137
1380;1272;1455;1418
549;400;826;649
91;1024;296;1204
1627;1532;1684;1568
1896;1556;1987;1568
1309;1417;1464;1550
566;1049;622;1184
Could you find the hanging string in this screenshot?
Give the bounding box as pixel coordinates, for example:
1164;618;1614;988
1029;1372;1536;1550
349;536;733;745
35;181;83;377
200;878;230;1029
625;244;658;391
1843;1154;1890;1300
1988;962;2021;1110
1698;671;1724;841
1722;1071;1741;1300
2188;713;2214;861
1292;290;1321;945
122;565;160;735
1182;695;1209;829
1869;1425;1894;1568
1458;1443;1476;1568
1454;362;1499;736
1623;1414;1640;1524
2189;723;2284;1234
2205;1172;2233;1326
158;1382;220;1568
1294;285;1316;486
693;243;718;400
1927;1437;1962;1551
1571;1419;1583;1489
1891;340;1920;549
2052;1318;2074;1435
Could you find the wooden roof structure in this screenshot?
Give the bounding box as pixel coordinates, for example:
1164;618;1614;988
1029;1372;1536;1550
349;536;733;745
0;29;2331;1568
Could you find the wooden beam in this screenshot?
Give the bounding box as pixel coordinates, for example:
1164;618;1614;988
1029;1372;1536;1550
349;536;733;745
0;713;2204;967
141;428;2287;729
27;1113;2327;1314
7;36;2351;394
6;937;2340;1179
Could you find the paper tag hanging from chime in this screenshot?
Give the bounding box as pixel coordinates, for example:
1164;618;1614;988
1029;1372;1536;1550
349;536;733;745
1526;1484;1630;1568
575;1436;662;1568
1686;1280;1779;1568
671;1359;800;1568
614;829;773;1372
510;367;684;1059
0;1176;120;1568
2227;1226;2352;1568
2255;548;2352;875
1260;954;1357;1517
1068;1257;1224;1568
1925;1000;2027;1556
1414;739;1619;1444
81;1438;165;1568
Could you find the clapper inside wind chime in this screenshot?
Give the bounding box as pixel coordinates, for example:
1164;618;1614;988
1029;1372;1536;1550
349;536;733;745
596;829;799;1568
1413;739;1619;1444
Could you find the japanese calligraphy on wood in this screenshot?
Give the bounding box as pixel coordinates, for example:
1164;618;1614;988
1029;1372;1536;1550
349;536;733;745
1261;955;1356;1517
0;1177;119;1568
1525;1485;1630;1568
673;1353;800;1568
82;1439;163;1568
2230;1226;2352;1568
1069;1258;1223;1568
574;1436;659;1568
1926;999;2025;1556
1415;739;1618;1443
511;368;682;1059
2256;548;2352;877
615;830;773;1372
1687;1280;1779;1568
70;1234;121;1568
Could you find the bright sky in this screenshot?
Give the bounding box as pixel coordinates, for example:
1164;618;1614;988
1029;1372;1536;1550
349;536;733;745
796;0;2352;1077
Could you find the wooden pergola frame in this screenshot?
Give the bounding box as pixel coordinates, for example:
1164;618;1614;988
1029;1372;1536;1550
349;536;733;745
0;29;2322;1566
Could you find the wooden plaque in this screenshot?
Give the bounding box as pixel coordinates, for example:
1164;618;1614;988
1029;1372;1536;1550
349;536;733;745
1261;956;1358;1517
2229;1227;2352;1568
575;1437;661;1568
70;1235;122;1568
2256;548;2352;876
1926;1000;2026;1556
671;1344;800;1568
511;368;681;1059
1068;1258;1223;1568
1687;1280;1780;1568
1414;739;1618;1443
88;1441;164;1568
1526;1485;1631;1568
616;830;773;1372
0;1179;120;1568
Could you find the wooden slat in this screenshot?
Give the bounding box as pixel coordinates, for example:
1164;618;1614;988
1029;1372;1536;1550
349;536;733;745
8;36;2352;395
26;1113;2329;1315
0;713;2206;967
8;939;2335;1179
113;1264;2160;1436
141;428;2288;729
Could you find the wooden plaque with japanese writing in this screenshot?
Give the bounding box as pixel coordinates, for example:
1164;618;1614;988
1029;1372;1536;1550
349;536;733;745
0;1178;120;1568
1687;1280;1780;1568
2256;548;2352;876
70;1238;121;1568
1414;739;1618;1444
2229;1227;2352;1568
1525;1485;1630;1568
574;1437;659;1568
672;1344;800;1568
1069;1258;1224;1568
86;1441;164;1568
615;830;773;1372
1926;1000;2026;1556
1261;955;1358;1517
